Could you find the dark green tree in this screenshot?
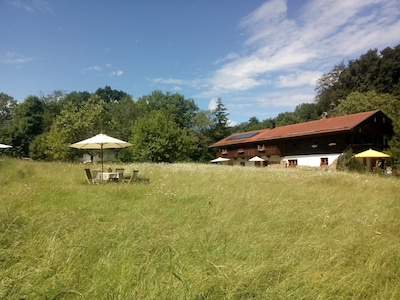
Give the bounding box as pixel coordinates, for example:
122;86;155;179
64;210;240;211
316;45;400;113
234;117;264;132
8;95;44;157
191;110;215;161
210;98;230;142
376;45;400;97
340;49;381;94
95;86;129;103
293;103;320;122
39;90;68;132
274;111;301;127
61;91;91;107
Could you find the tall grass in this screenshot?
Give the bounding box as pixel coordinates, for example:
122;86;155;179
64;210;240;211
1;158;399;299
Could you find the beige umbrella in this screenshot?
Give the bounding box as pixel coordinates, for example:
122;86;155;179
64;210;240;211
249;156;265;161
354;149;390;158
210;157;230;163
0;143;12;149
70;133;132;172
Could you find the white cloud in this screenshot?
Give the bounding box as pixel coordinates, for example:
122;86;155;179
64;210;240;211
277;70;322;88
6;0;53;13
144;0;399;122
213;52;240;65
208;98;218;110
110;70;123;77
6;0;34;12
81;66;102;73
207;0;400;98
1;52;32;65
151;78;185;85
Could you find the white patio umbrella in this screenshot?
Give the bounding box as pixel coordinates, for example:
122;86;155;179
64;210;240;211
249;156;265;161
70;133;132;172
0;143;12;149
210;157;230;163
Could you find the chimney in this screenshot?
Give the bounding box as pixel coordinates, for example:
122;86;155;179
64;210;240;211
270;121;276;129
321;112;328;119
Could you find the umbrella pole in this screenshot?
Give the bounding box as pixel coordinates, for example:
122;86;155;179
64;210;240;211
101;144;104;173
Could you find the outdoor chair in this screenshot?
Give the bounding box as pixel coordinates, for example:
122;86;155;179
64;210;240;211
124;170;139;183
84;168;95;184
115;168;125;182
84;168;101;184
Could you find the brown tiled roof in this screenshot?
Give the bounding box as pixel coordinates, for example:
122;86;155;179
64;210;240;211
209;110;381;148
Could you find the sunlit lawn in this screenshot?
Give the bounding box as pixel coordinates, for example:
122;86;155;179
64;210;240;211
1;158;399;299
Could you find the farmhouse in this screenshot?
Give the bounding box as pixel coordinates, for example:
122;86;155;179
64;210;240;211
209;110;393;167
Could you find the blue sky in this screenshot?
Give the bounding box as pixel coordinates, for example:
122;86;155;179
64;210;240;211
1;0;399;125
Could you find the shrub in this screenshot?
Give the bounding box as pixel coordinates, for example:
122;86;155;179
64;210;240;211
336;148;365;172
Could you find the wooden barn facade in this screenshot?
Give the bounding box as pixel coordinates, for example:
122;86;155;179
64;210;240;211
209;110;393;167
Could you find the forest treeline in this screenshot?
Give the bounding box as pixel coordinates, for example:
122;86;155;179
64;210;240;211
1;44;399;165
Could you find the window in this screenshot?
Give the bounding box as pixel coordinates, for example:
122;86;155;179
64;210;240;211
288;159;297;167
383;135;389;145
320;158;328;165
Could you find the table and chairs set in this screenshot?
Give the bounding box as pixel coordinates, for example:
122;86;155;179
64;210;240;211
84;168;138;184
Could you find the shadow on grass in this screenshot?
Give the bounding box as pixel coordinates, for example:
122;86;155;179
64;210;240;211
133;176;151;184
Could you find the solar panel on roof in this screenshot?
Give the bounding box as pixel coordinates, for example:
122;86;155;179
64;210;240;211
228;132;259;140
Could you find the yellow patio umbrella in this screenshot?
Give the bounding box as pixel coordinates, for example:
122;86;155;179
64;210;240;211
354;148;390;158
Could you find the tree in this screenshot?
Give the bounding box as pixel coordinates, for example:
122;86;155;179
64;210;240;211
376;45;400;97
129;110;196;163
8;96;44;157
293;103;320;122
334;90;400;167
0;93;17;127
334;91;399;117
274;111;301;127
45;95;106;161
105;95;137;141
95;86;129;103
39;90;68;132
210;98;230;142
0;93;17;145
315;62;346;112
315;44;400;113
340;49;381;94
135;91;198;129
191;110;215;161
234;117;264;132
61;91;91;107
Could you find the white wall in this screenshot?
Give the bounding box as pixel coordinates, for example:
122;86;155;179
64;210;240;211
77;150;117;163
226;153;341;167
283;153;341;167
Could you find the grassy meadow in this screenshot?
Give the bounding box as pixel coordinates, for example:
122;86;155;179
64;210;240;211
0;158;399;299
